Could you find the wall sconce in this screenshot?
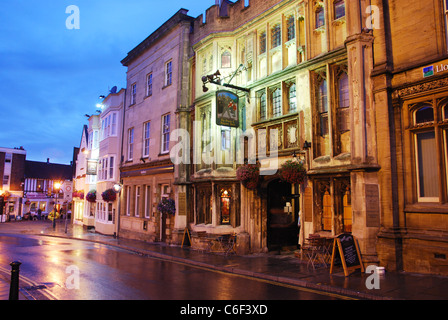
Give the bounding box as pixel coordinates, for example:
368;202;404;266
113;183;123;193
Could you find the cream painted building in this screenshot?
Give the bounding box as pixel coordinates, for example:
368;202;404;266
118;9;194;243
94;88;125;235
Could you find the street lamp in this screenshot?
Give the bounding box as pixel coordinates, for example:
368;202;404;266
53;182;61;230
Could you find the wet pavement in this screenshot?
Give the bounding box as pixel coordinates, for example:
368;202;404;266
1;220;448;300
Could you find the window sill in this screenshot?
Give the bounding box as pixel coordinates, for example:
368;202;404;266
162;84;172;90
405;203;448;214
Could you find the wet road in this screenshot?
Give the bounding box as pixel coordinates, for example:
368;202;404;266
0;234;345;300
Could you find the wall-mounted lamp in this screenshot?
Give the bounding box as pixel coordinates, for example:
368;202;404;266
303;141;312;150
113;183;123;193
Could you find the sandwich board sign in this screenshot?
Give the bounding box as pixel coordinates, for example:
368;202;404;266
330;233;364;277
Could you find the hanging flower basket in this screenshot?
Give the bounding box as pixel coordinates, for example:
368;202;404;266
86;190;97;203
101;189;117;202
157;198;176;216
236;163;260;190
279;160;307;185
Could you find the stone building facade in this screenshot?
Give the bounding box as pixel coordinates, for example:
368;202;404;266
118;9;194;243
372;0;448;275
185;0;380;259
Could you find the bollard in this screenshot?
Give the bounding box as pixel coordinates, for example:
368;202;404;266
9;261;22;300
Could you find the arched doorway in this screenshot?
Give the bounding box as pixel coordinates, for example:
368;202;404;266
267;179;299;251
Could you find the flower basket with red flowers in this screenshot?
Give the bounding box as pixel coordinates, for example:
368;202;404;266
101;189;117;202
86;190;97;203
279;160;307;185
236;163;260;190
157;198;176;215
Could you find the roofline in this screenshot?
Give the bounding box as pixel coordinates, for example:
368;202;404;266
121;8;194;66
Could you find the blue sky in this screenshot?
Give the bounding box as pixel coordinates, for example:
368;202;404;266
0;0;210;164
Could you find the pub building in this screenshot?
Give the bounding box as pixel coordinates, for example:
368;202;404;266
184;0;381;263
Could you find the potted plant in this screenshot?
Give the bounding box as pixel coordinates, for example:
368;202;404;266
86;190;97;203
101;189;117;202
279;160;307;185
236;163;260;190
157;198;176;216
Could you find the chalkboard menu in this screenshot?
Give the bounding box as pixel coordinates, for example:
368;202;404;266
330;233;364;276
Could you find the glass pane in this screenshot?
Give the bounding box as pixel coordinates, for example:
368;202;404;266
319;80;328;113
334;1;345;20
416;131;439;198
415;105;434;124
444;105;448;120
316;7;325;28
338;73;349;108
272;89;282;117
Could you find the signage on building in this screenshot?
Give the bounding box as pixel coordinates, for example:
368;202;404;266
216;90;239;128
61;181;73;202
86;159;98;175
423;60;448;78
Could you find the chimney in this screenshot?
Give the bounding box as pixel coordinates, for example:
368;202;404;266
47;158;50;164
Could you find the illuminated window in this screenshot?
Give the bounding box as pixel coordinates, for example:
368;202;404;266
220;188;232;225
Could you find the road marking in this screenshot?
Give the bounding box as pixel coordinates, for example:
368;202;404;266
0;266;59;300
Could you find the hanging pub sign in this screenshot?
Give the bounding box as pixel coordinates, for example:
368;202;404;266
87;159;98;175
216;90;239;128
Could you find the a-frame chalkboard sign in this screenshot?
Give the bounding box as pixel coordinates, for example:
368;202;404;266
181;228;191;248
330;233;364;276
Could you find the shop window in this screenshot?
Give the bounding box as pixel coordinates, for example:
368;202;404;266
196;185;212;225
334;0;345;20
322;189;332;231
287;15;295;41
220;188;231;225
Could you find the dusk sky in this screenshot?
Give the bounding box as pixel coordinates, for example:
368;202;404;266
0;0;211;165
